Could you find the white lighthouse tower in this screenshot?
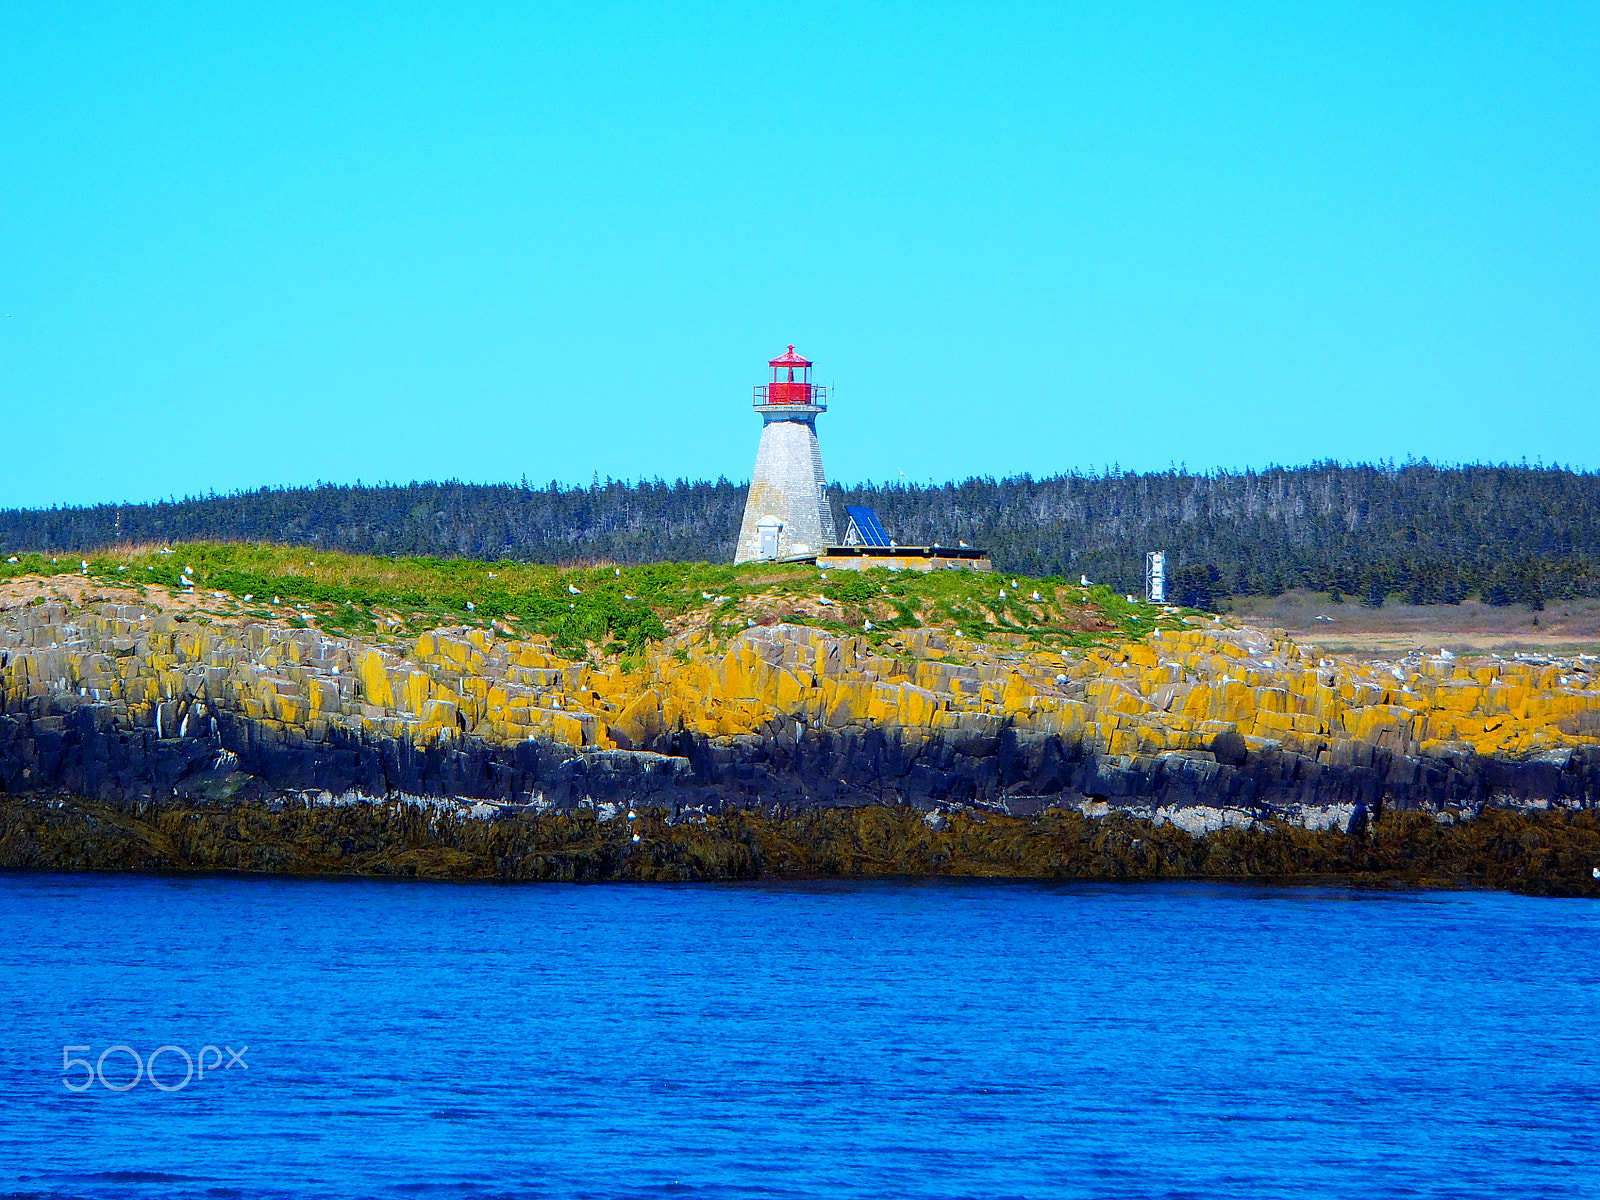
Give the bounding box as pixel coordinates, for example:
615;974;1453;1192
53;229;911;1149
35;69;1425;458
734;346;838;563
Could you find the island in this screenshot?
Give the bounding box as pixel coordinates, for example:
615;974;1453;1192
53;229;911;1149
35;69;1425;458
2;544;1597;894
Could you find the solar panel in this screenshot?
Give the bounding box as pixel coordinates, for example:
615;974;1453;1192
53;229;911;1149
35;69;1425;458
843;505;892;547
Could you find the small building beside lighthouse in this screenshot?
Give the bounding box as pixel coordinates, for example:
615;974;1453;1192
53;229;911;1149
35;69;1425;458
734;346;838;563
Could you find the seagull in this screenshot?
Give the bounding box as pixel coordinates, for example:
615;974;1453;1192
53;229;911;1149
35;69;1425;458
863;619;874;631
998;589;1006;599
1081;575;1091;586
701;590;714;600
958;540;969;548
487;572;496;578
1011;580;1019;588
466;601;476;611
5;556;15;563
1030;590;1041;601
568;584;582;595
614;568;622;575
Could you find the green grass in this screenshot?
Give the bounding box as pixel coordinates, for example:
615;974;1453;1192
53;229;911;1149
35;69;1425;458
0;542;1182;656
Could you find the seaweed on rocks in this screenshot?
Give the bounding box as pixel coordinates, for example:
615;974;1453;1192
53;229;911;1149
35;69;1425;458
4;793;1598;897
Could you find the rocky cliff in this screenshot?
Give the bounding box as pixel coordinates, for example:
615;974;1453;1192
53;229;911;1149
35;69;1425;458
5;595;1600;838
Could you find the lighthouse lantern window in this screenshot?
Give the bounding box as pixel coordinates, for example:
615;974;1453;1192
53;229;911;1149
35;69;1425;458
761;345;818;405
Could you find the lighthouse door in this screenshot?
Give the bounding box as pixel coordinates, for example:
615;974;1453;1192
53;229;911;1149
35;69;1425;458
756;517;783;561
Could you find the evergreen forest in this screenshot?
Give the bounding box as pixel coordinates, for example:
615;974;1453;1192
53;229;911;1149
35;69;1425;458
2;461;1594;610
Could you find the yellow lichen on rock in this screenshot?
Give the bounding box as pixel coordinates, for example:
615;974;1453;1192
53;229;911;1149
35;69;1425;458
355;649;394;709
3;598;1599;771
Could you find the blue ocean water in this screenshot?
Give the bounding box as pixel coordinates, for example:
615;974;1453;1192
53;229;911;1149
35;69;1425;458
2;874;1598;1200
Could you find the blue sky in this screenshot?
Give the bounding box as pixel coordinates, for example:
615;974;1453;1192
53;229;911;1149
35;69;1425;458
3;2;1597;509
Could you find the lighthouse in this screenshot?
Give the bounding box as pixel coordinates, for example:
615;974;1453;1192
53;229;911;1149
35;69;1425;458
734;346;839;563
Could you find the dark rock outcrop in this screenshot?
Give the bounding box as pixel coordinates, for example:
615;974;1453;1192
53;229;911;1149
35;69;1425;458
4;691;1599;826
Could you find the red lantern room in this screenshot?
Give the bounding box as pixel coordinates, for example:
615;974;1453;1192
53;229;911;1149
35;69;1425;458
753;346;828;409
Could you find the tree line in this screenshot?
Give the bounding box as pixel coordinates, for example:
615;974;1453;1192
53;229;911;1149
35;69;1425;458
2;461;1596;608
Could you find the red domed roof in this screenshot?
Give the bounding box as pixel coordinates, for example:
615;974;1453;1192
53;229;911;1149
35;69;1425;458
768;345;812;368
